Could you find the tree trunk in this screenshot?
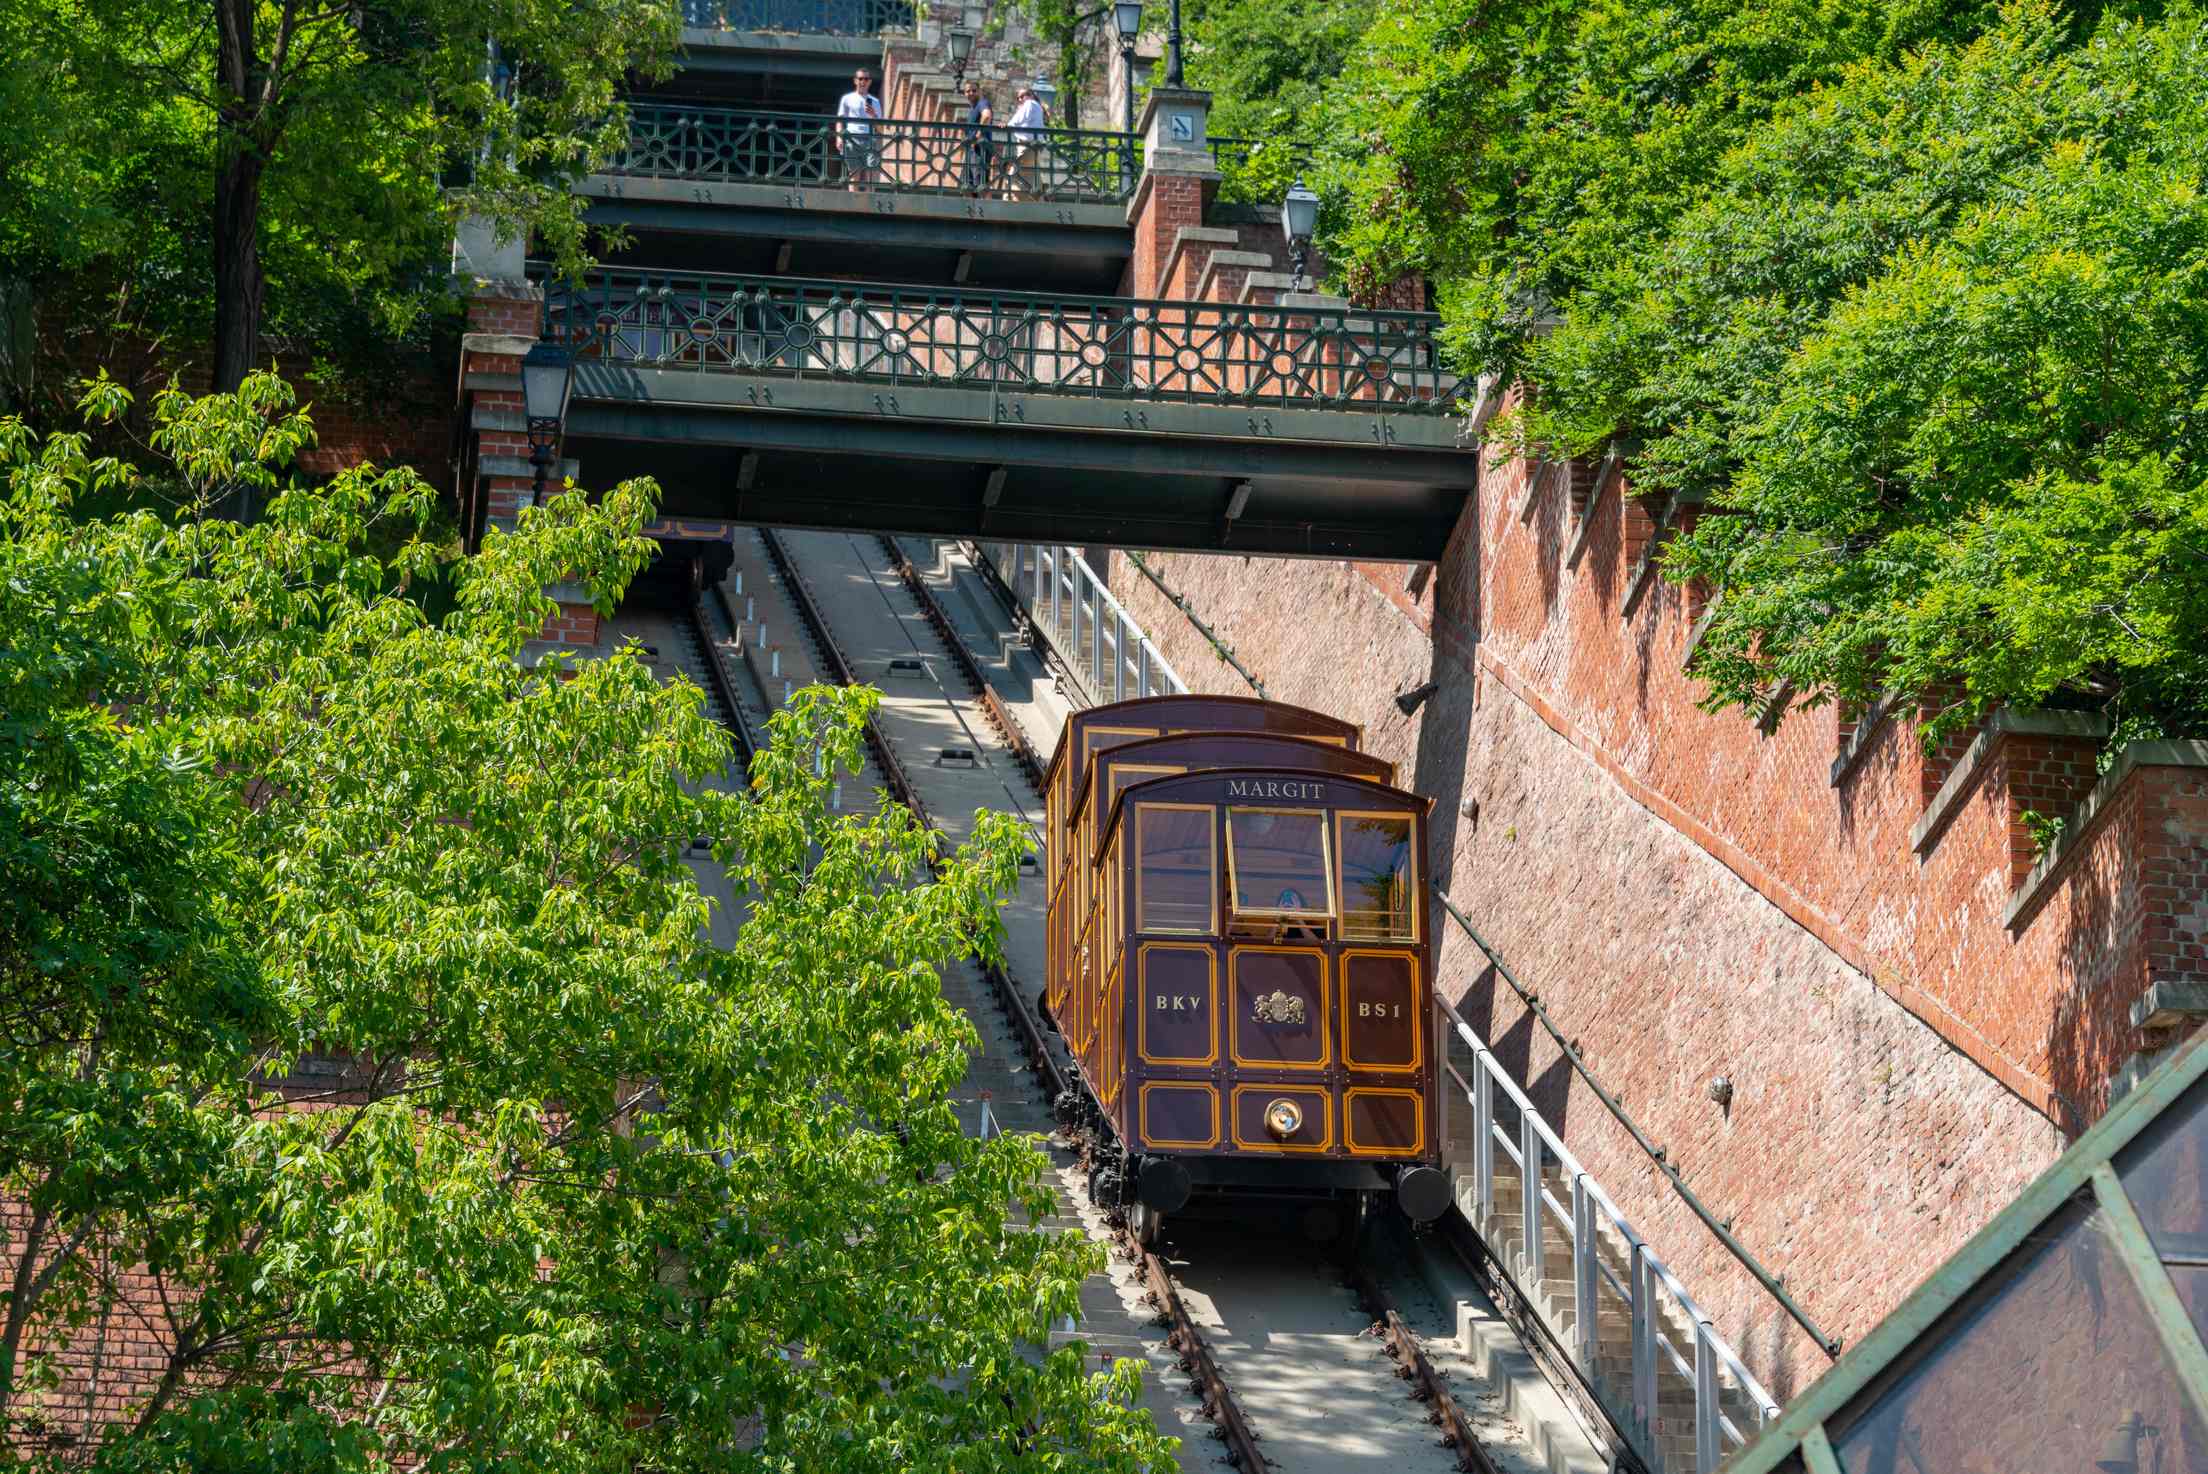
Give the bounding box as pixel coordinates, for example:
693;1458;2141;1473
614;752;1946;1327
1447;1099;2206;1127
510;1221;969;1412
212;0;266;395
211;148;267;395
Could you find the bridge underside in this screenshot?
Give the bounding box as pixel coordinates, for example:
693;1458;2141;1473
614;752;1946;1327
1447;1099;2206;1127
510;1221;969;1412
560;369;1469;559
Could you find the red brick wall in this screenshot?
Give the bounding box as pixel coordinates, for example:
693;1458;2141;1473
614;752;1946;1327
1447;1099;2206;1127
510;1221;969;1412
1101;397;2208;1396
35;320;453;490
1128;172;1208;300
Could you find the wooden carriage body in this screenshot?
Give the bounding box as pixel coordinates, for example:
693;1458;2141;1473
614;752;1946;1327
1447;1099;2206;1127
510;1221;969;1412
1043;698;1439;1177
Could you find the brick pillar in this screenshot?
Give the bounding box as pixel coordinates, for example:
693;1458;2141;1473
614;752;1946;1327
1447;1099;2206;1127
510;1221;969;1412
459;282;543;530
454;277;598;656
1126;87;1218;299
1994;714;2110;886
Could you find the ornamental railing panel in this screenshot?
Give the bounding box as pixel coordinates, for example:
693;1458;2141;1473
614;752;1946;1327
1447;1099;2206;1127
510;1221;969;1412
680;0;915;34
615;104;1141;204
543;269;1459;416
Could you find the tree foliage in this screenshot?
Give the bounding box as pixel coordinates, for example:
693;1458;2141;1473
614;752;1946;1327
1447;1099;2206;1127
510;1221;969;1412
1318;0;2208;739
1183;0;1377;203
0;1;678;392
0;377;1174;1471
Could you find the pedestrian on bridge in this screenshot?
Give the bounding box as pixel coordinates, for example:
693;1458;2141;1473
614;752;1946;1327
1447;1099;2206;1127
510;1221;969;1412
1006;83;1048;200
960;81;995;198
835;69;884;191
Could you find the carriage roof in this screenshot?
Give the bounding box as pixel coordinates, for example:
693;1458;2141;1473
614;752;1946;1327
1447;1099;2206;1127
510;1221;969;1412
1043;694;1362;792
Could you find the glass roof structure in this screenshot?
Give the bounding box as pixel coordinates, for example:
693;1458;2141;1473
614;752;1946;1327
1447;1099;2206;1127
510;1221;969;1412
1729;1031;2208;1474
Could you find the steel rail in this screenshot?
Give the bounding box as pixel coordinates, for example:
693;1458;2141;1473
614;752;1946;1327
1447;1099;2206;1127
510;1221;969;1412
755;529;1064;1104
885;534;1490;1474
1349;1258;1501;1474
761;531;1293;1463
874;536;1049;790
690;589;760;768
1137;1245;1268;1471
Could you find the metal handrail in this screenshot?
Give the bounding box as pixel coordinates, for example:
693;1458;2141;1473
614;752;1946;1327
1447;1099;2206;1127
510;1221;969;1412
970;544;1184;705
1434;888;1839;1358
614;102;1142;204
1442;992;1781;1474
680;0;915;34
539;266;1460;416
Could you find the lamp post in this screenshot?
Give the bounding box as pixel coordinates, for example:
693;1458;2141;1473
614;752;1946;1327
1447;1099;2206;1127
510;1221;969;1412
947;26;974;82
1280;174;1318;291
1164;0;1182;86
1112;0;1142;137
520;339;574;507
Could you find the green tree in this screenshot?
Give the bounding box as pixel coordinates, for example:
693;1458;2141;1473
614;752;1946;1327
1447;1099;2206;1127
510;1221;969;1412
1320;0;2208;739
1;1;678;392
1184;0;1377;202
0;376;1175;1471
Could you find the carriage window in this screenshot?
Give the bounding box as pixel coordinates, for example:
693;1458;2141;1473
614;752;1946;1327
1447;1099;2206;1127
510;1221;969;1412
1339;813;1416;941
1225;808;1334;919
1084;725;1158;768
1136;804;1215;934
1110;764;1183;808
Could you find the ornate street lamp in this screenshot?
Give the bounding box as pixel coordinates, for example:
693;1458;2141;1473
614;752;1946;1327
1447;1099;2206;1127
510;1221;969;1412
1280;174;1318;291
520;339;574;507
1164;0;1183;87
1112;0;1143;137
947;26;974;82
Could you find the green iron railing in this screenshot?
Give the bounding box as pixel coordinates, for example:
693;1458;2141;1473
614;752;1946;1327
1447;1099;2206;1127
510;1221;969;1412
614;102;1140;204
679;0;915;34
542;267;1460;415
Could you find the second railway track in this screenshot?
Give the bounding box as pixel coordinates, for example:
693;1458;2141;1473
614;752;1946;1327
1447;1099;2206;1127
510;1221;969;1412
745;527;1549;1474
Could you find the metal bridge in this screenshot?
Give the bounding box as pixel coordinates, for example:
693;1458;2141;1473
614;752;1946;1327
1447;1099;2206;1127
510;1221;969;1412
544;268;1473;559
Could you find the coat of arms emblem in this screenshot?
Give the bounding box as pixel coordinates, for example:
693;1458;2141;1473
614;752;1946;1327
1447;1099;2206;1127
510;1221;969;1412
1253;990;1307;1026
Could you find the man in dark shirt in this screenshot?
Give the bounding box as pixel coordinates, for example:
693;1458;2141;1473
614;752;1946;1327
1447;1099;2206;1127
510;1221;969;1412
959;81;994;198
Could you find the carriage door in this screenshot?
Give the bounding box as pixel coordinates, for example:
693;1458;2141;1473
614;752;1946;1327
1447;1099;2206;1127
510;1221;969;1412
1133;802;1220;1151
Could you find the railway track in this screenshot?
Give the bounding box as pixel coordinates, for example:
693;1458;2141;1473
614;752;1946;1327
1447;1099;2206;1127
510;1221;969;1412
693;529;1539;1474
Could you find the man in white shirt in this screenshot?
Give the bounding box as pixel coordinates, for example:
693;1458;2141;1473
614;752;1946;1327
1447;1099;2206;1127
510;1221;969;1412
834;69;883;191
1005;83;1047;200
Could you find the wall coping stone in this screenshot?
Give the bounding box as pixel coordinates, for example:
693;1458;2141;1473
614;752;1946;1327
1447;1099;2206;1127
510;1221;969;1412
1680;591;1723;670
1194;249;1274;303
1619;488;1704;620
2004;737;2208;932
1830;692;1901;789
1911;708;2111;858
2133;981;2208;1030
1460;372;1503;446
479;456;580;484
1237;271;1300;302
462;331;538;358
1161;224;1243;293
1561;461;1609;571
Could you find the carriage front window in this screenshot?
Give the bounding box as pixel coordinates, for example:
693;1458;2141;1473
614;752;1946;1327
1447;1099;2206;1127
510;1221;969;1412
1136;803;1215;934
1225;808;1334;920
1338;813;1416;941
